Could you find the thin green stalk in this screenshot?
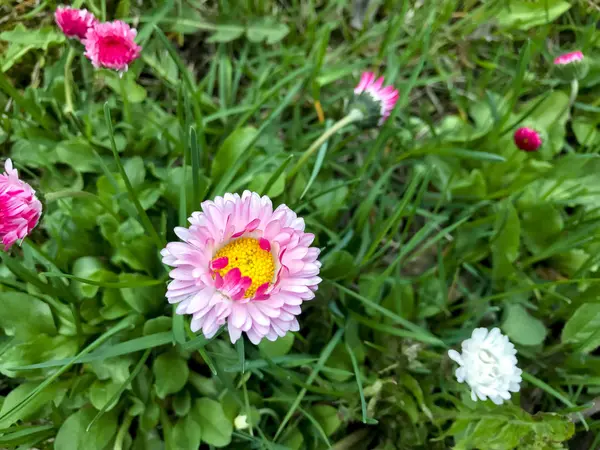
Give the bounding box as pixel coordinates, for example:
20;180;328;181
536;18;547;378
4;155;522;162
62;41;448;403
119;72;132;126
63;47;76;114
287;109;364;179
113;411;134;450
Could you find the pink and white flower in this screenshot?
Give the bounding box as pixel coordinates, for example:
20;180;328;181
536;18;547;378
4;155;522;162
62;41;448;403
0;159;42;250
83;20;141;72
353;72;399;125
161;191;322;344
553;51;584;66
55;6;97;41
514;127;542;152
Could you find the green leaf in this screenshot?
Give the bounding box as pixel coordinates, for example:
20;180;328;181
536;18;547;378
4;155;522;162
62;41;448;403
562;303;600;352
56;139;99;172
153;351;189;399
246;19;289;44
321;250;356;281
119;274;163;314
258;332;295;358
172;414;202;450
492;200;520;279
89;379;121;412
502;304;547;347
496;0;571;30
192;398;233;447
207;26;244;43
572;117;600;147
0;293;56;339
0;24;65;48
311;405;342;436
54;408;117;450
0;381;68;428
211;127;258;180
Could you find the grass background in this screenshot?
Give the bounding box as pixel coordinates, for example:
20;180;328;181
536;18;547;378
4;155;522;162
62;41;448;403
1;0;600;449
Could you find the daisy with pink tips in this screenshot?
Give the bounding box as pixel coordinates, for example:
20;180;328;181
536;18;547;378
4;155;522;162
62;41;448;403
84;20;141;72
553;50;588;82
353;71;400;126
553;50;584;66
513;127;542;152
161;191;322;344
0;159;42;250
55;6;97;41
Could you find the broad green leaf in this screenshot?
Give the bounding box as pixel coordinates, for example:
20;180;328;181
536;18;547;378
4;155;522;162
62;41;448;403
0;24;65;48
211;127;258;180
119;274;163;314
89;379;121;412
56;139;99;172
54;408;117;450
0;293;56;339
172;414;201;450
321;250;356;281
562;303;600;352
572;117;600;147
246;19;289;44
0;335;78;377
259;332;295;358
502;304;547;347
0;381;68;428
496;0;571;30
207;26;244;43
492;200;520;279
153;351;189;399
192;398;233;447
311;405;341;436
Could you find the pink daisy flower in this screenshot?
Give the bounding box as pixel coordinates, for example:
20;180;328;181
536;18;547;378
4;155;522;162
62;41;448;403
352;72;399;126
55;6;97;41
513;127;542;152
84;21;141;72
161;191;322;344
553;51;584;66
0;159;42;250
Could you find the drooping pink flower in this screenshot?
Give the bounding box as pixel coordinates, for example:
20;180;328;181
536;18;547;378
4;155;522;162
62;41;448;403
553;51;584;66
161;191;322;344
83;21;141;72
54;6;97;41
514;127;542;152
352;72;399;126
0;159;42;250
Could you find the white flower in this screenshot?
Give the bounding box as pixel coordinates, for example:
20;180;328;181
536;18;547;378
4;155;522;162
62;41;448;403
448;327;522;405
234;414;249;430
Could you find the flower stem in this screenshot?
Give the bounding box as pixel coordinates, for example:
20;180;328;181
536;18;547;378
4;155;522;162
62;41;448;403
119;72;132;126
567;78;579;118
63;47;76;114
113;411;133;450
287;108;364;179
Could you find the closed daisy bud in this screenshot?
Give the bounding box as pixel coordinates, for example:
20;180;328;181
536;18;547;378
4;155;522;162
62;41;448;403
553;50;588;81
349;71;399;127
0;159;42;250
84;21;141;72
161;191;322;345
55;6;97;41
448;328;522;405
513;127;542;152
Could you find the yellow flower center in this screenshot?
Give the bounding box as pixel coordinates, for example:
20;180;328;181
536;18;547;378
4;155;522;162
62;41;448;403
213;238;275;298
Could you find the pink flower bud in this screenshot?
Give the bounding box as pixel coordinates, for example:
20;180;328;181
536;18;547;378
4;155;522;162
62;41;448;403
553;51;584;66
0;159;42;250
83;21;142;72
55;6;97;41
514;127;542;152
350;72;399;127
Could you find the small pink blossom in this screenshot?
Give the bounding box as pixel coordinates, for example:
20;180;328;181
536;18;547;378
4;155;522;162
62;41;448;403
161;191;322;344
0;159;42;250
354;72;399;125
514;127;542;152
554;51;584;66
55;6;97;41
84;21;141;72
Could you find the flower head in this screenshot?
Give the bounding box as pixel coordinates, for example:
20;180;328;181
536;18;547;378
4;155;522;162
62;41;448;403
553;50;588;81
161;191;322;345
514;127;542;152
84;20;141;72
0;159;42;250
55;6;97;41
349;72;399;127
448;328;522;405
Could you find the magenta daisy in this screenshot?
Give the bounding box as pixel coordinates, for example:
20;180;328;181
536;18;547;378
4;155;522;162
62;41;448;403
350;71;399;126
161;191;322;344
55;6;97;41
553;50;588;81
0;159;42;250
83;20;141;72
513;127;542;152
553;51;584;66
